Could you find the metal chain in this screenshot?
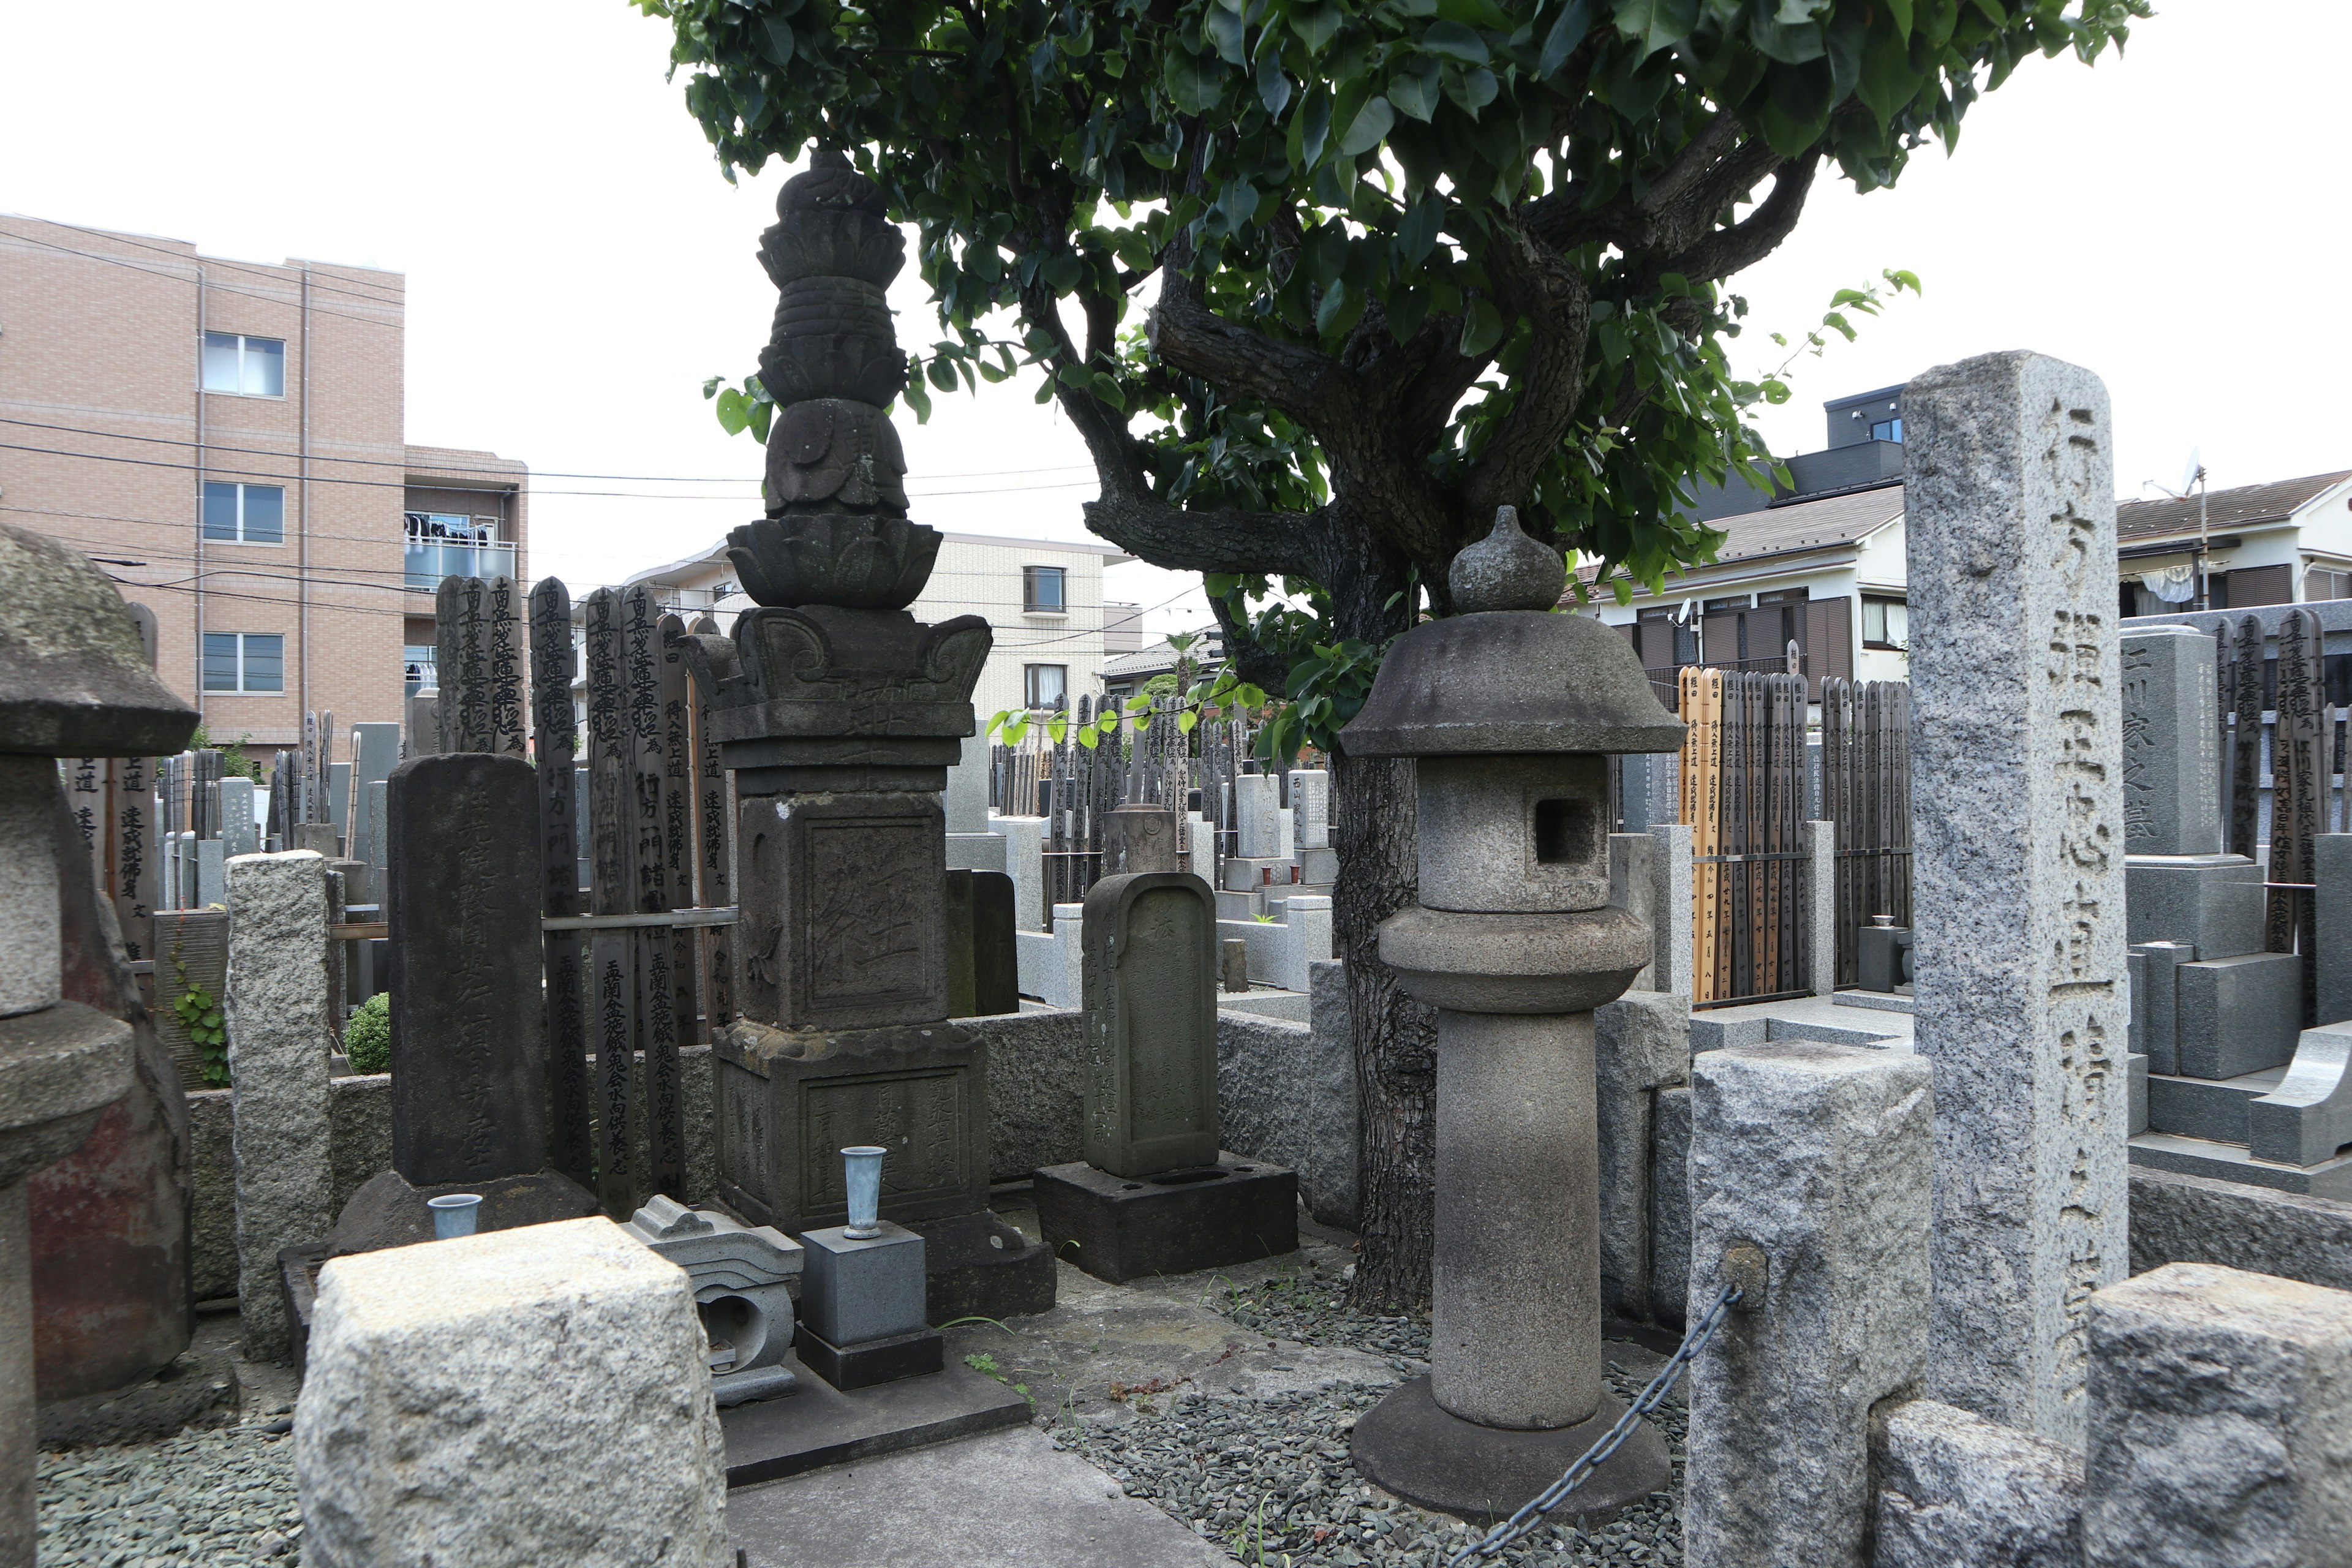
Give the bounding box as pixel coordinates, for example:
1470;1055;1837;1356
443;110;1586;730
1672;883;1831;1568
1446;1282;1743;1566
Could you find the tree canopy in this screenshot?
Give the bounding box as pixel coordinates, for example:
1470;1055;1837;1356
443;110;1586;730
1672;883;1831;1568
650;0;2138;650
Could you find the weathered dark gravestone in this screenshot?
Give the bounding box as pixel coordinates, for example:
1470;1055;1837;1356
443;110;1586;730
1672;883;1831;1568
944;870;976;1020
972;870;1018;1017
1079;872;1218;1176
1035;867;1296;1284
386;753;548;1185
736;791;947;1031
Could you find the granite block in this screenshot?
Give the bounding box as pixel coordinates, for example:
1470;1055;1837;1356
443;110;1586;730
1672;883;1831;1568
2176;951;2302;1079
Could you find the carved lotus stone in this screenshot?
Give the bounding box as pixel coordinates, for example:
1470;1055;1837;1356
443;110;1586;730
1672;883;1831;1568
758;209;905;291
725;514;941;611
765;399;908;518
758;278;906;407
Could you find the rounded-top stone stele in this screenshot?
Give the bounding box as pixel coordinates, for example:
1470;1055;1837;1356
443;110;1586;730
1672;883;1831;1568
0;523;197;758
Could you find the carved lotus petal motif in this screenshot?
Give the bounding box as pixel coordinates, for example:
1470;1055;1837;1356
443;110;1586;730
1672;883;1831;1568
725;514;941;611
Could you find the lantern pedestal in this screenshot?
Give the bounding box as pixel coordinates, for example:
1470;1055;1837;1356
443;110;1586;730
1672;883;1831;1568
1351;1378;1670;1522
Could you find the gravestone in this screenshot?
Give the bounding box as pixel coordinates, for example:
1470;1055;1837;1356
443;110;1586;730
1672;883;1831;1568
433;575;496;754
1077;872;1218;1177
694;148;1050;1327
1099;799;1180;878
385;753;549;1185
1036;865;1297;1283
943;869;977;1020
971;870;1019;1017
343;722;401;868
1906;350;2129;1448
1232;772;1281;859
219;777;257;858
1287;769;1330;850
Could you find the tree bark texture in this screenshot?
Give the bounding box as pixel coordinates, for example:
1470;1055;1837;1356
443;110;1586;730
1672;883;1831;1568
1332;748;1436;1311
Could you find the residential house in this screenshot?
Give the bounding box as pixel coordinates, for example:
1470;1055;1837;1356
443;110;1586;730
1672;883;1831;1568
0;214;526;745
613;530;1134;728
2116;471;2352;617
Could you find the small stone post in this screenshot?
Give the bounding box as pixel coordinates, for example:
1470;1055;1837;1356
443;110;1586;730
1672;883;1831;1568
1906;350;2128;1447
1804;820;1836;997
0;522;194;1565
1684;1041;1934;1568
1594;990;1689;1323
1649;821;1694;999
2084;1262;2352;1566
227;851;334;1360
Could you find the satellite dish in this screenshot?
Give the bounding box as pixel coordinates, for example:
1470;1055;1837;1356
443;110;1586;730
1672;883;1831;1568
2182;448;2204;492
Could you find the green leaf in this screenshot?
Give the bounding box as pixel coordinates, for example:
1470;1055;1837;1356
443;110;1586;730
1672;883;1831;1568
758;17;796;69
1883;0;1914;38
1387;59;1439;121
1255;49;1292;115
1441;63;1498;114
1333;92;1394;158
928;356;959;391
1458;296;1506;358
1047;717;1067;745
1615;0;1698;56
1204;5;1246;65
1537;0;1593;77
1419;20;1490;64
1287;88;1332;170
748;399;772;443
905;374;933;422
1178;710;1200;735
1288;0;1341;52
1164;47;1224;114
1315;275;1366;338
1234;684;1267;709
714;386;750;435
1077;723;1099;750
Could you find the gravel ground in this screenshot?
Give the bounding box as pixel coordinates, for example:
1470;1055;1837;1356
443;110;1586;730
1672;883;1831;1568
1061;1263;1689;1568
37;1417;301;1566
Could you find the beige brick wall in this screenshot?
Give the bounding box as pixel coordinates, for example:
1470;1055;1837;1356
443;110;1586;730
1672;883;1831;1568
0;216;526;752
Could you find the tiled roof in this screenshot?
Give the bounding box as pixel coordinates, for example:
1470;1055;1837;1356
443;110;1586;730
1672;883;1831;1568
2117;472;2350;541
1577;482;1902;586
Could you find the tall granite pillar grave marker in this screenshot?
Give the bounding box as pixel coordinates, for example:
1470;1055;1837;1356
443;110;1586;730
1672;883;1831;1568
0;522;192;1561
685;149;1050;1325
1034;868;1297;1283
1906;351;2129;1449
1338;510;1684;1520
326;753;595;1261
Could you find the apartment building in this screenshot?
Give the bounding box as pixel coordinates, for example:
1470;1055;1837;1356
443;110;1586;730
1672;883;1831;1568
617;529;1134;726
0;214;526;745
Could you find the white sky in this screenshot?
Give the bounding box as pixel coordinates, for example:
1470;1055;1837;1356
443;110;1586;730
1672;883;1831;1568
3;1;2342;635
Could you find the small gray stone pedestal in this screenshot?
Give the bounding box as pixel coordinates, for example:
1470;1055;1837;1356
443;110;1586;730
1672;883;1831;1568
1338;512;1684;1521
794;1222;943;1390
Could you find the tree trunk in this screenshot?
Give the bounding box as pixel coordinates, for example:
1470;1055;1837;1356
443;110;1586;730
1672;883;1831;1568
1333;746;1436;1311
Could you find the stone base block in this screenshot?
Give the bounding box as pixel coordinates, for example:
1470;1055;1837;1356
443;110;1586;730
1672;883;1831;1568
2176;951;2304;1079
1874;1398;2082;1568
907;1210;1057;1323
2128;1165;2352;1293
2125;853;2264;957
1032;1157;1298;1284
793;1323;944;1391
2130;1132;2352;1200
1349;1377;1670;1523
1299;846;1338;886
2145;1066;2287;1143
1221;856;1296;892
712;1365;800;1408
944;832;1006;874
719;1352;1030;1488
295;1216;731;1568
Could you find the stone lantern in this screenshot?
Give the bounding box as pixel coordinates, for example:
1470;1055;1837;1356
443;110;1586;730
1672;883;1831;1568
1341;508;1684;1520
1;523;198;1562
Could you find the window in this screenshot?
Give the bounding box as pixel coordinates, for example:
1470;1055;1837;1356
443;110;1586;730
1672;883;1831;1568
1024;664;1067;709
1023;565;1066;614
1755;586;1810;605
404;645;437;694
202;332;285;397
201;481;284;545
2307;568;2352;604
1861;595;1908;650
1870;417;1903;443
1703;594;1751;614
202;633;284;693
404;511;496;545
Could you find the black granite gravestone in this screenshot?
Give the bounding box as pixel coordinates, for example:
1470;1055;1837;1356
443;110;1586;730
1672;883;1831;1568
386;753;549;1184
972;870;1018;1017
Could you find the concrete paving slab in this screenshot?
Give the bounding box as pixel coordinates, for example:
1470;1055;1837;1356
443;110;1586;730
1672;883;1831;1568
729;1426;1231;1568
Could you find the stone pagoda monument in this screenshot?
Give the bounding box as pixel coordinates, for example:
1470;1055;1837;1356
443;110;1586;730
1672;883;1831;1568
683;149;1052;1324
1339;510;1686;1520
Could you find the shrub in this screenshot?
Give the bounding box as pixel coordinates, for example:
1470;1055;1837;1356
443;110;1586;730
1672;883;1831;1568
344;992;390;1075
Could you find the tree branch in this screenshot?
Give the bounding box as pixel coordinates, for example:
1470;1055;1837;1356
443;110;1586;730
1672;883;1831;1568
1461;220;1593;522
1205;592;1291;690
1662;151;1820;284
1082;489;1320;578
1147;273;1351;431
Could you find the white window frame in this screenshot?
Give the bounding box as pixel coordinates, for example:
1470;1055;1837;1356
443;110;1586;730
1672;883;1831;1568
1024;663;1068;710
201;481;285;545
1023;565;1068;615
202;631;285;695
201;331;286;398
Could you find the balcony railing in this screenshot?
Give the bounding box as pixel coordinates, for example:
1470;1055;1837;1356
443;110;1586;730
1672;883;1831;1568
1643;655;1811;709
406;540;517;590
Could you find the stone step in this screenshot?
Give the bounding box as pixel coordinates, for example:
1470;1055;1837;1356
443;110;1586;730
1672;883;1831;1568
2128;1131;2352;1202
2144;1066;2289;1144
